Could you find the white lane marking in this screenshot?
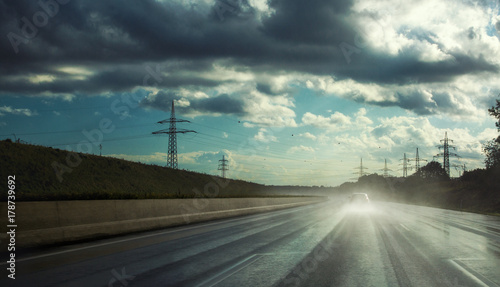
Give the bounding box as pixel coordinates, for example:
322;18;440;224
399;223;410;231
4;202;323;265
448;259;499;287
196;254;263;287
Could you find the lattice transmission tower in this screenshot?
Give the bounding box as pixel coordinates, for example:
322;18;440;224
153;100;196;169
400;153;411;177
381;159;392;177
218;155;229;178
407;147;427;174
435;132;459;177
452;163;467;177
353;158;369;180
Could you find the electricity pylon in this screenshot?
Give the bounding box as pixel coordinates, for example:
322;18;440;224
407;147;427;174
218;155;229;178
381;159;392;177
452;163;467;177
353;158;368;180
400;153;411;177
436;132;459;177
153;100;196;169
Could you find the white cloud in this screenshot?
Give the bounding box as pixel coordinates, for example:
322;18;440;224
303;75;497;121
301;108;373;131
298;132;317;140
350;0;500;64
242;92;297;127
477;128;498;142
107;152;167;163
28;74;56;84
0;106;37;117
287;145;315;154
355;108;373;125
199;63;254;83
253;128;278;143
57;66;94;81
302;111;352;130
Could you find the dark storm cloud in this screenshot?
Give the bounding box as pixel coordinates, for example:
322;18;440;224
360;89;475;116
140;91;245;116
373;91;436;115
193;94;245;114
467;27;477;40
0;0;498;115
261;0;355;45
0;63;223;94
342;51;497;85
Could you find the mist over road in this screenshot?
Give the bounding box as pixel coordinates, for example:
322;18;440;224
2;199;500;286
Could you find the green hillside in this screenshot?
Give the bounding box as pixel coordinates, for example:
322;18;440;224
0;140;299;201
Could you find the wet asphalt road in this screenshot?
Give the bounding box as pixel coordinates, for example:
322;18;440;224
2;200;500;287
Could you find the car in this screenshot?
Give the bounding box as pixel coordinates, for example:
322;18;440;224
349;193;370;205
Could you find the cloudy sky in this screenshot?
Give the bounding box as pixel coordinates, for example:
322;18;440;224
1;0;500;186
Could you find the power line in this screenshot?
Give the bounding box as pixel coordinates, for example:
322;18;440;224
49;133;154;147
0;123;154;137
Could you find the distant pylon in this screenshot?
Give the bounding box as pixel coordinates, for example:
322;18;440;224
436;132;459;177
408;147;427;174
153;100;196;169
415;148;420;171
452;163;467;177
218;155;229;178
400;153;411;177
381;159;392;177
353;158;369;179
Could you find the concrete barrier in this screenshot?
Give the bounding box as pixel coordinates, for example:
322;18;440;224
0;197;324;248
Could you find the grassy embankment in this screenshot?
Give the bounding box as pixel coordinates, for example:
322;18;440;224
0;140;330;201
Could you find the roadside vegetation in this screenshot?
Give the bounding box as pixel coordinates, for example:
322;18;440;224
336;98;500;215
336;164;500;215
0;140;331;201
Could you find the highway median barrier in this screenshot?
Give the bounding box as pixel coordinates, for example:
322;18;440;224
0;197;324;248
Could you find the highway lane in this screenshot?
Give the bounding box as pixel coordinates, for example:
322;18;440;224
1;200;500;286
